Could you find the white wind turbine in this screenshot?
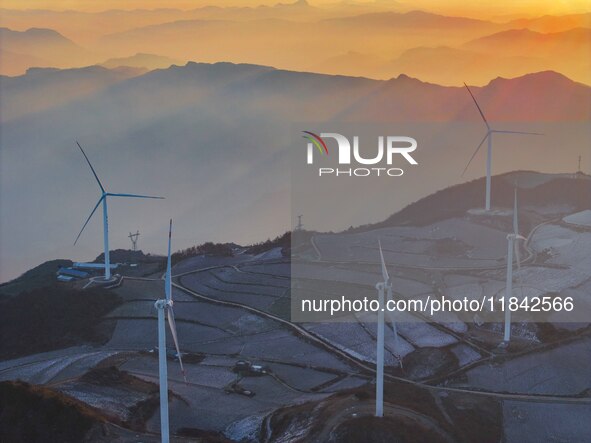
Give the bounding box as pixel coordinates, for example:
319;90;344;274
155;219;187;443
462;84;542;211
503;189;526;345
375;240;399;417
74;142;163;280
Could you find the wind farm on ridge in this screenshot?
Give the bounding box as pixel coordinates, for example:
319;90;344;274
0;1;590;439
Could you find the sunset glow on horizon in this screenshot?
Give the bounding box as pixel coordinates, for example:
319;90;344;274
1;0;589;86
2;0;590;18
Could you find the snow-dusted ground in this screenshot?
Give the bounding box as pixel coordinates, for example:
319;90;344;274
395;321;457;348
224;413;266;442
0;350;118;385
251;247;284;261
531;224;591;273
503;401;591;443
58;382;148;422
459;337;591;395
450;344;482;366
563;209;591;227
314;217;508;268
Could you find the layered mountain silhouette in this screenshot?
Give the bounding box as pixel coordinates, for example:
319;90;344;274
100;53;181;70
1;6;588;85
379;46;547;86
463;27;591;58
322;10;499;30
95;10;509;77
0;27;96;75
3;63;587;124
507;12;591;33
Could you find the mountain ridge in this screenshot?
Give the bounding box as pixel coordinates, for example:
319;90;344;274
2;62;589;123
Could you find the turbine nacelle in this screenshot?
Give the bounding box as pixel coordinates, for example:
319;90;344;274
507;233;526;242
375;281;390;291
155;299;173;310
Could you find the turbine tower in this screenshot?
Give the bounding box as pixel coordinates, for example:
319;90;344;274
375;240;397;417
462;84;542;211
503;189;525;345
129;230;140;251
74;142;163;280
155;219;187;443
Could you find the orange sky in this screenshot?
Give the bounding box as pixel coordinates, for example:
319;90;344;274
2;0;590;18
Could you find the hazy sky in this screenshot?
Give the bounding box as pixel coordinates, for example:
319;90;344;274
2;0;590;18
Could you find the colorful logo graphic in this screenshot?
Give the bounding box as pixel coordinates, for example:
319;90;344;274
302;131;328;155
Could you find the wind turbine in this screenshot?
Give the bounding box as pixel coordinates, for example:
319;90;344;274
502;189;526;345
462;83;542;211
155;219;187;443
74;142;163;280
375;240;399;417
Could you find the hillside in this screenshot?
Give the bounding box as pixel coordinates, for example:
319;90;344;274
352;171;591;232
0;65;144;122
0;286;121;359
0;259;72;296
0;381;105;443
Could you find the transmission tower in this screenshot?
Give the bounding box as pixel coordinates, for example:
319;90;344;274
129;230;140;251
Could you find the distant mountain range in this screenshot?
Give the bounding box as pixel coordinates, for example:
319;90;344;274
0;27;97;75
3;63;587;124
463;27;591;58
96;10;504;66
1;7;588;84
322;10;499;30
99;53;182;70
507;13;591;33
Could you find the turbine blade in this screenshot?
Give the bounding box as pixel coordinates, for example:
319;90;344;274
167;307;187;383
461;132;489;177
514;240;521;272
464;83;490;130
492;130;543;136
165;219;172;302
513;188;519;235
107;193;164;199
378;240;389;283
74;196;104;245
76;141;105;193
